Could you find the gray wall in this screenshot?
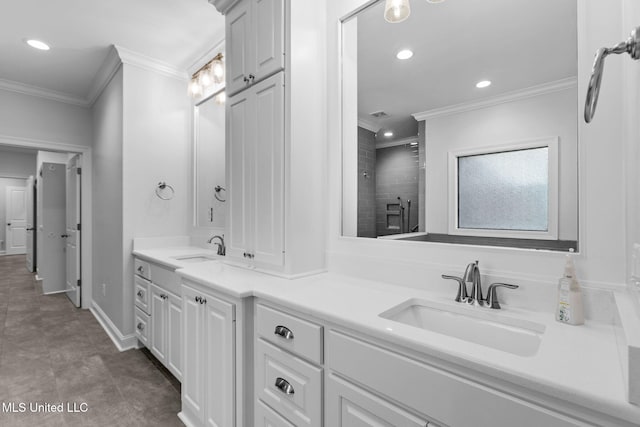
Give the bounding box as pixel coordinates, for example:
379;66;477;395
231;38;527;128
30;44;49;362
357;127;376;238
375;143;419;236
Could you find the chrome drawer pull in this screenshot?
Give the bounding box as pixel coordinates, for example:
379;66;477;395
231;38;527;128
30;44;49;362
274;325;294;340
137;290;143;298
275;377;294;395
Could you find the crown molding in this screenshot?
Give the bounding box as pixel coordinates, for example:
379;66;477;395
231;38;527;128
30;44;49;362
0;78;88;107
86;46;123;106
114;45;188;82
412;77;578;122
208;0;239;15
188;39;225;76
376;136;418;149
357;118;379;133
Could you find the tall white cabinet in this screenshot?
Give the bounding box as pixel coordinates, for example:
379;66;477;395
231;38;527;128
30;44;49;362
227;73;285;267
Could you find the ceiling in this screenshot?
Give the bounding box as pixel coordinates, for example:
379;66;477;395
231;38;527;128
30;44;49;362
0;0;225;103
356;0;578;140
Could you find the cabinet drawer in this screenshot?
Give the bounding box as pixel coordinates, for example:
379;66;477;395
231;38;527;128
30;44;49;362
134;275;151;314
256;339;322;427
255;399;296;427
149;263;180;296
134;258;151;280
256;303;323;364
134;307;150;347
328;330;587;427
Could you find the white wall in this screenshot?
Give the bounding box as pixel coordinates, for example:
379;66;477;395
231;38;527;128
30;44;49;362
0;149;37;177
121;63;191;334
91;66;125;333
36;151;69;172
424;87;578;240
0;88;91;146
326;0;628;305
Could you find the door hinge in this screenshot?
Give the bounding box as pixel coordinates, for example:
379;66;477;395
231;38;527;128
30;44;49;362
77;279;81;287
77;223;81;231
77;167;82;175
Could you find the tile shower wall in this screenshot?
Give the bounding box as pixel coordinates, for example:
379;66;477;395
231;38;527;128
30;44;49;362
358;127;376;238
376;143;419;236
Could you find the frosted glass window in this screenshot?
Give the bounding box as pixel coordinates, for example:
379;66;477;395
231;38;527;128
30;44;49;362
457;147;549;231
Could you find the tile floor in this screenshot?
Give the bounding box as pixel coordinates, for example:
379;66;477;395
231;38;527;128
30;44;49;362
0;255;183;427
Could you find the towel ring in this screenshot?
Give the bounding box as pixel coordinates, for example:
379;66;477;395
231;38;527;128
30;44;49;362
155;182;175;200
585;26;640;123
214;185;226;202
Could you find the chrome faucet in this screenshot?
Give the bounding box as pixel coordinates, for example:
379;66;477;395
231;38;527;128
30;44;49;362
207;234;226;256
442;261;519;309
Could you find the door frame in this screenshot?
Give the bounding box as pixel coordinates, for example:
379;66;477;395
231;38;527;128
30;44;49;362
0;135;92;309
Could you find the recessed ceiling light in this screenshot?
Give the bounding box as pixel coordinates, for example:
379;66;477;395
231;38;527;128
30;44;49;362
396;49;414;60
427;0;447;3
384;131;394;137
26;39;50;51
476;80;492;88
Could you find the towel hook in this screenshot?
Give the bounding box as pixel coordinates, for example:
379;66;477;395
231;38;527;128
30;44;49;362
214;185;226;202
585;26;640;123
155;182;175;200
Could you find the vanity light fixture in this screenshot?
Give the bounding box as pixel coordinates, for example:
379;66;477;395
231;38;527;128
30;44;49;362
189;52;224;98
384;0;411;23
26;39;50;51
476;80;492;88
384;131;394;137
396;49;414;60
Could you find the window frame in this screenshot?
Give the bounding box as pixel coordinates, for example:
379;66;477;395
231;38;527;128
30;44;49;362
447;137;559;240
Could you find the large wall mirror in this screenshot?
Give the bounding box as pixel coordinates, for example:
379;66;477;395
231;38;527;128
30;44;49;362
341;0;578;251
194;92;226;229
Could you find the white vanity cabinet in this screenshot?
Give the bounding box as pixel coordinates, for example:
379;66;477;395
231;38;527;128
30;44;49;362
133;256;183;381
180;282;236;427
227;73;285;268
226;0;285;96
254;302;324;427
149;283;183;381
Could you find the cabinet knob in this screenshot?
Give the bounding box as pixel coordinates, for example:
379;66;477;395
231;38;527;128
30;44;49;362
137;322;144;331
137;266;144;273
275;377;294;395
274;325;294;340
137;290;143;298
243;75;250;83
201;298;207;305
195;296;201;303
249;74;255;82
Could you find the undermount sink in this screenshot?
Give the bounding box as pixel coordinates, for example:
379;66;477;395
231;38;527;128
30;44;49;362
171;254;219;263
379;299;545;357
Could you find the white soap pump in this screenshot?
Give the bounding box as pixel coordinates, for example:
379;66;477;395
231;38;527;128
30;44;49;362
555;254;584;325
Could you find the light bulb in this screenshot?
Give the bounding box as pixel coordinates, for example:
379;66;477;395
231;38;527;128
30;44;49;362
384;0;411;23
212;59;225;84
188;79;203;98
215;92;226;105
199;66;214;87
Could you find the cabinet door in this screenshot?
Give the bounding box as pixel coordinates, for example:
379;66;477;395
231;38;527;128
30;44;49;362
252;73;285;267
203;292;236;427
253;0;285;81
182;286;205;424
228;89;254;260
227;0;252;96
326;373;429;427
149;284;167;364
166;291;183;382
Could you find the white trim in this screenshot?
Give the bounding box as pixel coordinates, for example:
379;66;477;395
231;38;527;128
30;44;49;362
90;302;140;352
0;77;88;107
0;251;6;256
412;77;578;121
376;136;418;149
447;137;559;240
357;118;378;133
208;0;240;15
87;46;122;107
115;45;188;81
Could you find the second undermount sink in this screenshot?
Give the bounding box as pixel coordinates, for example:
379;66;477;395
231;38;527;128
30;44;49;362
379;299;545;357
171;254;219;263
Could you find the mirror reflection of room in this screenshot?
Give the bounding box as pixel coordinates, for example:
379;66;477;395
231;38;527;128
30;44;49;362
348;0;578;251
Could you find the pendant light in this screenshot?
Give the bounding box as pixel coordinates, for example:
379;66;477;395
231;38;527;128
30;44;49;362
384;0;411;23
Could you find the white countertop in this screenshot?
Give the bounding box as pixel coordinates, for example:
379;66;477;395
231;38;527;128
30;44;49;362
133;246;222;270
137;249;640;425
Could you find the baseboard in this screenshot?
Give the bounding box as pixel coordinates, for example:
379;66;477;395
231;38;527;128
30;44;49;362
90;302;139;352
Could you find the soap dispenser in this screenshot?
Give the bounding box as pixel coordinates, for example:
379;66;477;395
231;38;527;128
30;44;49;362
555;254;584;325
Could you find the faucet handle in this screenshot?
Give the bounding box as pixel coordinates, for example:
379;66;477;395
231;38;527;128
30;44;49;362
485;283;519;309
442;275;469;303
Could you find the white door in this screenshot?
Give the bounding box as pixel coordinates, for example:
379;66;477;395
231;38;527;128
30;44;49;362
5;185;27;255
25;177;35;271
65;155;81;307
226;0;251;95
